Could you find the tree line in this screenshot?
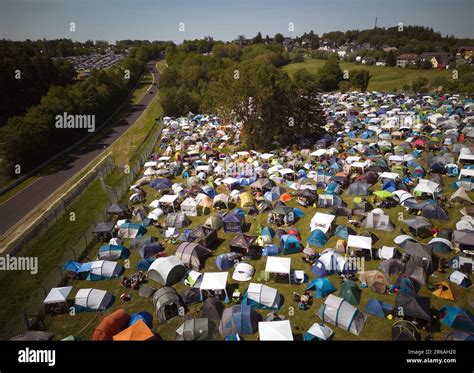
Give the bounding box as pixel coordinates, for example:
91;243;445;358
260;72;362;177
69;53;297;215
0;42;169;176
159;40;325;151
0;40;77;126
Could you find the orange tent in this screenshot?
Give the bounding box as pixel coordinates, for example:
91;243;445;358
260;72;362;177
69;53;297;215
113;319;154;341
92;309;130;341
432;282;455;301
279;193;292;202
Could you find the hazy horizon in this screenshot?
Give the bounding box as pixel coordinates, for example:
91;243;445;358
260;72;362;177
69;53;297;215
1;0;473;44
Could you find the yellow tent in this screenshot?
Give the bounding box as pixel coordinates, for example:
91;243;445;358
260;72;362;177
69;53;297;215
432;282;454;301
240;192;254;208
113;320;154;341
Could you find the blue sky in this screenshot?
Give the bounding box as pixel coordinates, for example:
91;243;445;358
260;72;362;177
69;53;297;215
0;0;473;43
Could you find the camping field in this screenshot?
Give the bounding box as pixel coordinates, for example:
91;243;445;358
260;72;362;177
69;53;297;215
282;58;452;92
42;137;472;341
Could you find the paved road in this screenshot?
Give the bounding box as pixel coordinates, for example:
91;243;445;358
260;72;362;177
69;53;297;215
0;60;160;238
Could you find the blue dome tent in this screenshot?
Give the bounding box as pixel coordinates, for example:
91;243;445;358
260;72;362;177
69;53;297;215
306;278;337;298
396;276;420;296
307;229;327;247
364;298;393;318
440;306;474;333
280;234;302;254
219;304;261;337
129;312;153;328
260;227;275;239
262;244;280;256
334;225;356;240
215;253;240;271
136;257;155;272
98;245;130;260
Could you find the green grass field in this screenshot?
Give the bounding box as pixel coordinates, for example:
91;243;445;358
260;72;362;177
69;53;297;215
43;141;472;341
282;58;451;92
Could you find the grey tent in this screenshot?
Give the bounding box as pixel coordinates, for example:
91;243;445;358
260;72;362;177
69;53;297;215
200;297;224;321
107;204;129;216
402;257;430;287
182;288;201;306
379;259;405;277
132;206;149;221
453;230;474;249
129;236;155;250
395;293;431;325
165;212;191;228
219;304;261;337
153;287;184;324
317;194;343;208
360;211;394;232
316;294;366;336
346;182;370;196
148;256;187;286
449;187;473;204
419;203;449;220
204;215;223;230
93;222;115;241
402;217;433;235
175;242;211;271
250;178;273;193
403;241;433;259
188;226;218;247
176;318;215;341
354;200;373;213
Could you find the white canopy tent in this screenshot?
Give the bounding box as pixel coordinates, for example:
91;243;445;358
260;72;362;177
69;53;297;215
265;257;291;283
379;172;401;181
310;212;336;234
414;179;440;196
43;286;73;304
199;272;229;300
258;320;294;341
347;235;373;258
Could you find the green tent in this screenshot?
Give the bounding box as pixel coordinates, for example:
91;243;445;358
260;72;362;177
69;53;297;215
374;190;394;199
339;280;361;306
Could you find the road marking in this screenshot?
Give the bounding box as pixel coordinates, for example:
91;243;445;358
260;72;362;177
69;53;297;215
0;177;42;207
